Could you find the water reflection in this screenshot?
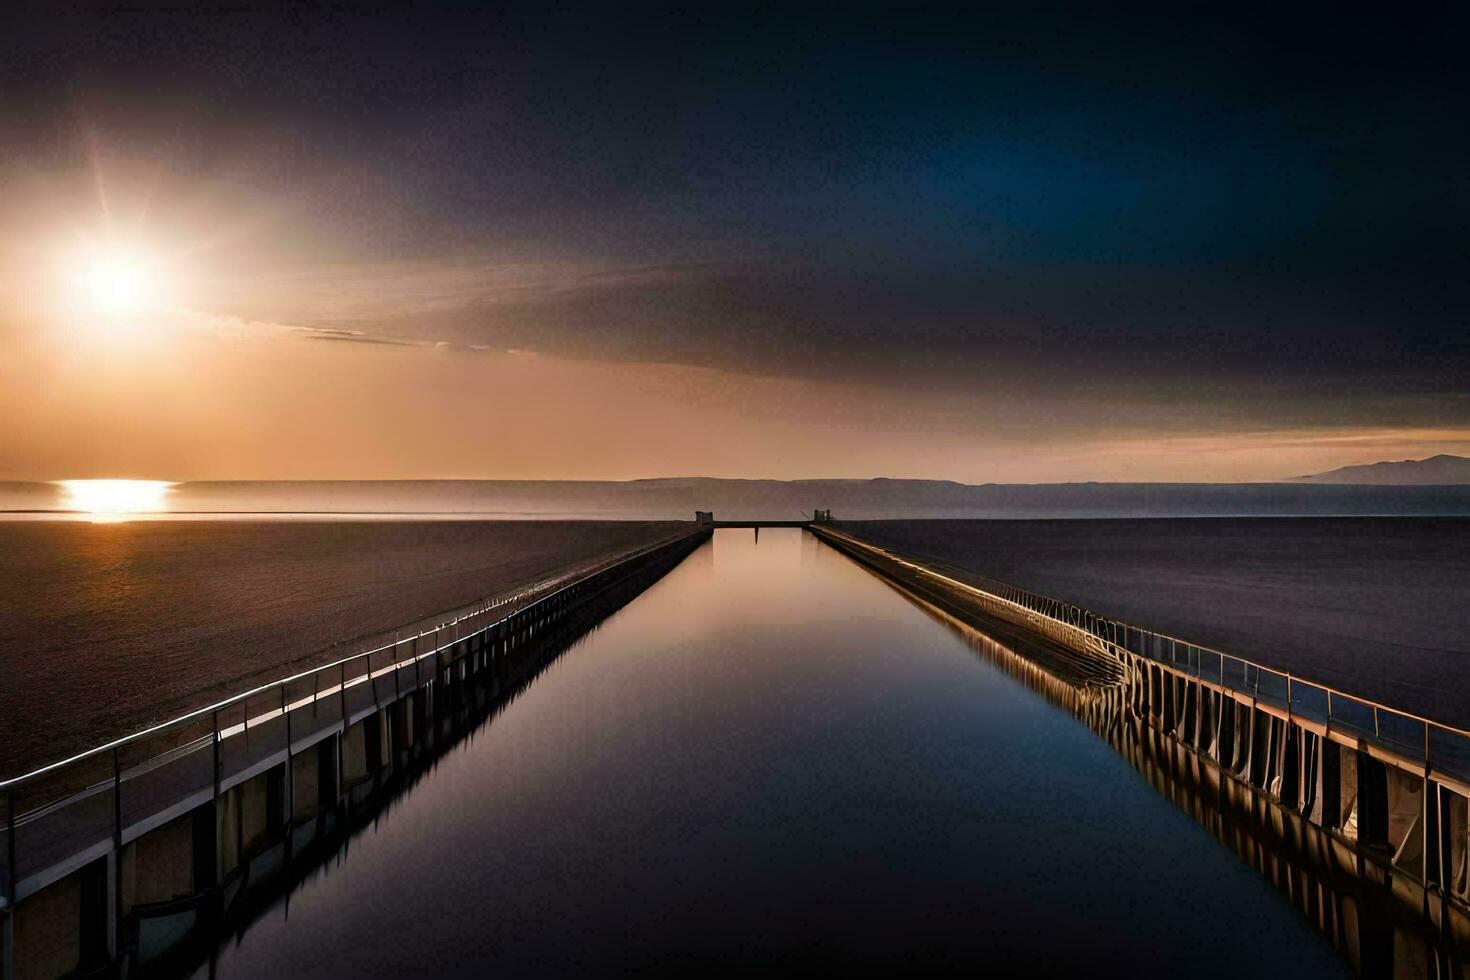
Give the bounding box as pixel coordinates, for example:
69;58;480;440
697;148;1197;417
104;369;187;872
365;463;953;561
200;529;1344;977
848;559;1468;978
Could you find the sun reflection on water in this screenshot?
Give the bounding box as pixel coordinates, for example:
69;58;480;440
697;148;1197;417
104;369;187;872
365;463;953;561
56;480;176;522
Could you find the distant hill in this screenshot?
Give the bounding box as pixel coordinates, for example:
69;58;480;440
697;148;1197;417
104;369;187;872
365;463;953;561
1288;454;1470;485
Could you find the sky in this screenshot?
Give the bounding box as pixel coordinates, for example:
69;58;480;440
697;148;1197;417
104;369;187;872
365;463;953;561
2;4;1467;483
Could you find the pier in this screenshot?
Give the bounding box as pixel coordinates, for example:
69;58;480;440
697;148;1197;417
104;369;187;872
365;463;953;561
695;509;830;529
811;524;1470;976
0;530;708;978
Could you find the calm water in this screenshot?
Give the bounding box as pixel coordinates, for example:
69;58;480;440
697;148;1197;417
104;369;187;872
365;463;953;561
205;528;1343;976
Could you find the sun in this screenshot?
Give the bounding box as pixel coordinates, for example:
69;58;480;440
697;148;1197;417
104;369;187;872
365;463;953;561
57;480;176;522
67;243;163;318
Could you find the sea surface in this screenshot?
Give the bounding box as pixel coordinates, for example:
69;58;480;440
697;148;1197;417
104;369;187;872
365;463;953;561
0;519;685;776
202;528;1345;976
840;517;1470;727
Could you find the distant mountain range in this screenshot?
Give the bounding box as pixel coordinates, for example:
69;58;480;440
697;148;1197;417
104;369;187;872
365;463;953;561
5;477;1470;519
1289;454;1470;485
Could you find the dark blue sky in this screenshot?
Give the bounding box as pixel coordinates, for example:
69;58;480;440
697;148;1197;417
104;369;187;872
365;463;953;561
3;4;1467;480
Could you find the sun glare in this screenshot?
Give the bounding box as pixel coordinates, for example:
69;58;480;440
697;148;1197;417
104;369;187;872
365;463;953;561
66;244;163;318
57;480;175;521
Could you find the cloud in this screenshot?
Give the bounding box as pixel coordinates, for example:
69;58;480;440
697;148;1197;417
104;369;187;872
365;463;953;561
178;308;508;353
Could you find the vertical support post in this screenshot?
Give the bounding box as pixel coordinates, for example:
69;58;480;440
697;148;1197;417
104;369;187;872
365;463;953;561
371;649;381;712
1422;727;1434;895
211;710;222;889
1435;782;1451;896
392;632;401;703
1422;778;1435;891
1316;738;1342;828
234;759;243;888
1358;751;1390;848
1279;723;1301;809
337;664;348;808
282;686;293;861
338;662;348;729
5;787;17;980
111;748;123;960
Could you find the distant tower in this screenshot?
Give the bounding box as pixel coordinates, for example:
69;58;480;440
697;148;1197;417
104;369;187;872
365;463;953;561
812;509;832;524
695;510;714;526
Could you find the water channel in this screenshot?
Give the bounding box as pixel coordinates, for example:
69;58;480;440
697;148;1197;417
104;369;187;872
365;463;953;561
200;528;1343;976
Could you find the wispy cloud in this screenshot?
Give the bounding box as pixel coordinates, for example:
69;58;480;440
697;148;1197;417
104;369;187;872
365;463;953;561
216;256;716;325
178;308;532;355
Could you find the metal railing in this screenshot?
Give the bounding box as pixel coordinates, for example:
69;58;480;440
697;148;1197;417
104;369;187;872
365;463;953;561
816;527;1470;789
0;529;699;913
